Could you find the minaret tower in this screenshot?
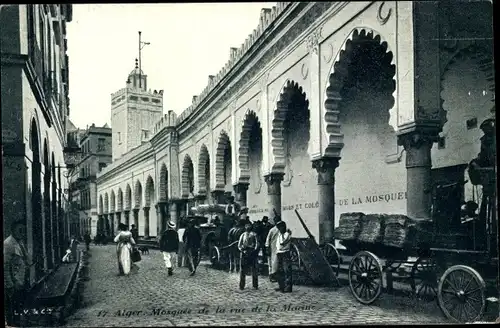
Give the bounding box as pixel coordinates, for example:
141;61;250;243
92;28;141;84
110;58;163;161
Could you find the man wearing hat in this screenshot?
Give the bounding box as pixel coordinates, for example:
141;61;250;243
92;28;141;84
238;222;259;290
159;221;179;276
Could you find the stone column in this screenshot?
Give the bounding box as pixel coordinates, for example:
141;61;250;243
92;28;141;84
195;194;206;206
398;132;436;220
143;206;150;238
115;212;121;226
211;190;225;204
124;210;130;226
133;209;139;232
109;213;115;236
157;201;168;232
169;199;179;226
265;173;284;219
312;157;340;245
104;214;110;235
233;183;249;208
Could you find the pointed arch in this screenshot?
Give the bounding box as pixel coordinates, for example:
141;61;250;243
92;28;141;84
159;163;168;202
197;144;210;195
125;184;132;210
324;28;396;158
110;190;116;213
238;110;263;183
99;194;104;215
117;188;124;212
134;180;143;208
104;193;109;214
181;154;194;198
145;175;155;207
270;80;309;174
215;130;231;190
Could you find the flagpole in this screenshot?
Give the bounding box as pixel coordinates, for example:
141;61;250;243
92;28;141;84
138;31;142;89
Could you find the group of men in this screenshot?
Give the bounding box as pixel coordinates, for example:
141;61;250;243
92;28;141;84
158;219;202;276
236;212;293;293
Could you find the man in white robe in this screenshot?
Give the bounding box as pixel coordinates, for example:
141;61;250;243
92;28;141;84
265;214;282;281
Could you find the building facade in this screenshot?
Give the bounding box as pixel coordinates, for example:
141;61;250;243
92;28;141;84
97;2;495;244
74;123;112;238
111;64;164;161
1;4;74;284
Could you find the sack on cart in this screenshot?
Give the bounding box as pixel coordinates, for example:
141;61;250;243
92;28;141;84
382;214;412;248
358;214;386;244
334;212;364;242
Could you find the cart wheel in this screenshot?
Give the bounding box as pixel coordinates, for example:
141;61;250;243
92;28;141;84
348;251;383;305
321;243;341;277
210;246;221;268
290;244;302;269
411;257;440;301
438;265;486;323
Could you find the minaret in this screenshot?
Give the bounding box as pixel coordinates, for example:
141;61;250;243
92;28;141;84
110;60;163;161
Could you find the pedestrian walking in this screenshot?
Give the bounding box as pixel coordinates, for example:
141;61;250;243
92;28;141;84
130;224;139;243
83;232;91;251
260;216;272;264
114;223;136;276
183;220;202;276
227;219;245;273
159;221;179;276
4;219;30;327
69;235;79;262
177;220;187;267
275;221;293;293
265;212;282;282
238;223;259;290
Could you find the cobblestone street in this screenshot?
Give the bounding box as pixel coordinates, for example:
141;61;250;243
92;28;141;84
62;245;451;327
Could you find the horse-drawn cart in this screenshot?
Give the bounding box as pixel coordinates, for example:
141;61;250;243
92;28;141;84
324;168;498;323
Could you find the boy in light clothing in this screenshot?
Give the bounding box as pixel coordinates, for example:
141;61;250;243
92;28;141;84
275;221;293;293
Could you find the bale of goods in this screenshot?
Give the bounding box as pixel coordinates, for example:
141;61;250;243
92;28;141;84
382;214;412;248
406;219;434;248
333;212;364;241
358;214;386;244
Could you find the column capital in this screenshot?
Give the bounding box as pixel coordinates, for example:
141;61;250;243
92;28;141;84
397;131;437;168
233;182;249;193
133;208;140;214
312;157;340;172
312;157;340;186
143;206;150;211
168;198;183;205
397;131;437;150
264;173;284;185
123;209;130;214
265;173;284;196
194;194;206;201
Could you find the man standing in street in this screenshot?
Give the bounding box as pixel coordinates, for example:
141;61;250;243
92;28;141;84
83;231;91;251
130;224;139;243
4;220;29;326
159;221;179;276
238;222;259;290
183;219;202;276
275;221;293;293
260;216;272;265
265;212;282;282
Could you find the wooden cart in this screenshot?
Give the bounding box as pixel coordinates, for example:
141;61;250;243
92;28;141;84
324;168;498;323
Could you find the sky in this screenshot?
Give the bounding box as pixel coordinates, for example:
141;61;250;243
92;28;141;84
67;3;276;129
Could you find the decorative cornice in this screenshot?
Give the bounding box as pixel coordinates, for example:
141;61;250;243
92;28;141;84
176;2;336;141
97;142;153;184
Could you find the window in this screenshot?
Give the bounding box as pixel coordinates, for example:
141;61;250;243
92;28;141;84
99;163;107;172
142;130;150;141
118;132;121;144
97;138;106;152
